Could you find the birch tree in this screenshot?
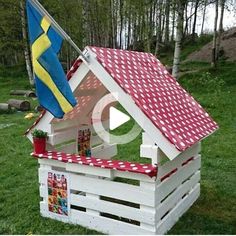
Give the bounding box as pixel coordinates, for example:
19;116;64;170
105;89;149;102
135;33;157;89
172;0;186;78
211;0;219;67
216;0;225;60
201;0;207;34
192;0;200;40
20;0;34;86
164;0;170;43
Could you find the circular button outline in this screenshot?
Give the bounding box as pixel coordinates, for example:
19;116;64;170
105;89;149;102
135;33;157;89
92;93;142;145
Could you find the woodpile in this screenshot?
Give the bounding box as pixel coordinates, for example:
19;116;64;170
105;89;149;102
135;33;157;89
7;99;31;111
10;90;36;98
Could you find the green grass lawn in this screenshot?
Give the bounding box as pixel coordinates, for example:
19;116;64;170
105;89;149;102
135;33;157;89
0;61;236;234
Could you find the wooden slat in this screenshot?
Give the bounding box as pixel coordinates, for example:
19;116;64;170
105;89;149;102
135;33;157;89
70;194;155;225
39;184;47;198
156;171;200;221
66;163;113;178
40;201;155;234
48;128;77;146
91;135;103;147
70;209;155;235
38;158;66;169
39;159;113;178
140;144;158;159
156;155;201;203
156;183;200;234
91;143;117;159
139;181;157;232
69;173;155;207
142;132;155;145
56;142;76;153
114;170;155;182
157;143;200;179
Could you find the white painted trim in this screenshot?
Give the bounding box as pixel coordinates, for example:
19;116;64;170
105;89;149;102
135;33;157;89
27;111;54;142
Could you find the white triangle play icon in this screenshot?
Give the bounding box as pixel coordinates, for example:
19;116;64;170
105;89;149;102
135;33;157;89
109;107;130;130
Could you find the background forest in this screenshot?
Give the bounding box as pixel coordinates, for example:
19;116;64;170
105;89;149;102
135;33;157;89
0;0;236;80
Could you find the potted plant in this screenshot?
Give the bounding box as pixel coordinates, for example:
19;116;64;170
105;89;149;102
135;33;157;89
32;129;48;154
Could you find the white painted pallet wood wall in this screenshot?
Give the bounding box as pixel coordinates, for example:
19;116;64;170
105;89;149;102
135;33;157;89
38;142;201;235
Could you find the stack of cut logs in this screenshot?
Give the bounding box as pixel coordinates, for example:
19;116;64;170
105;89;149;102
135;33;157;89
0;90;36;112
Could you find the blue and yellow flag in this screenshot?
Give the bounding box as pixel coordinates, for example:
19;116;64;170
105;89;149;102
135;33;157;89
26;0;77;118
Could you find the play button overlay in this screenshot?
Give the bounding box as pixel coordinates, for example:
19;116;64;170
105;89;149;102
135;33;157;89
92;93;142;145
109;107;130;130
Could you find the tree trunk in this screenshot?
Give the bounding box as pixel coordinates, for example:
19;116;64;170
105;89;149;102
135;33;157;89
183;2;189;37
171;1;176;42
189;1;194;35
155;0;163;55
110;0;116;48
201;0;207;34
20;0;34;86
164;0;170;43
82;0;89;46
216;0;225;60
211;0;219;67
172;0;185;78
119;0;124;49
192;0;199;41
127;13;131;49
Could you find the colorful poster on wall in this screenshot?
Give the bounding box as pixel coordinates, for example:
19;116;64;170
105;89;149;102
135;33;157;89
47;171;70;217
77;128;91;157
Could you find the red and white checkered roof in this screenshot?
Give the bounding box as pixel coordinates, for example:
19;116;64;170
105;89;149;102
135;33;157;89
89;46;218;151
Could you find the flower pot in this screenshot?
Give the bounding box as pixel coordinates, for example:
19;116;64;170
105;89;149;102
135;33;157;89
33;137;46;154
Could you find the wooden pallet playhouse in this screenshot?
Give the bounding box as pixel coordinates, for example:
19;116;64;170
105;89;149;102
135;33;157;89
26;46;218;234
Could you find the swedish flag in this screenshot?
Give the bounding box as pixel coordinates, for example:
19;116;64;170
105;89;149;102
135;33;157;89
26;0;77;118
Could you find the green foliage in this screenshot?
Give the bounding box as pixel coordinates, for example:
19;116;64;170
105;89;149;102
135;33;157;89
31;129;48;138
179;65;226;108
0;64;27;78
189;71;225;94
0;0;24;66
